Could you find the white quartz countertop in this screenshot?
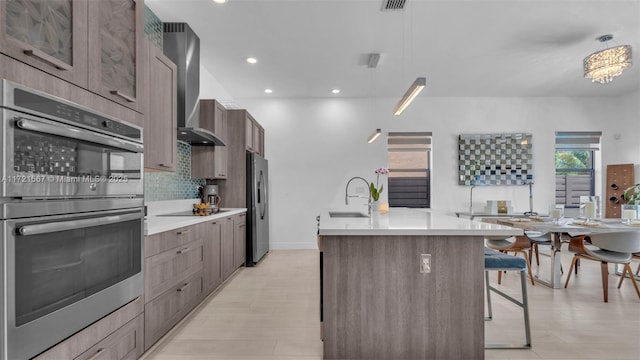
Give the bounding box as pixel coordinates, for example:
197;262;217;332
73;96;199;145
319;208;523;236
144;199;246;235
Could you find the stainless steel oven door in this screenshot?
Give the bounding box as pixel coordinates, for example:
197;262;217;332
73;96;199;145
1;108;143;198
1;207;144;360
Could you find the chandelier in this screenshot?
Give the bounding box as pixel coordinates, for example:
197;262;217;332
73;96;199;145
583;34;632;84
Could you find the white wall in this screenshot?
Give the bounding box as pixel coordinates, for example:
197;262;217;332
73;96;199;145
239;95;640;249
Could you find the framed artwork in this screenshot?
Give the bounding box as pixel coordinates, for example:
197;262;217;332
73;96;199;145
458;133;533;186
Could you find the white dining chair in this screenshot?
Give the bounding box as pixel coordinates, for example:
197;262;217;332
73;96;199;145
564;231;640;302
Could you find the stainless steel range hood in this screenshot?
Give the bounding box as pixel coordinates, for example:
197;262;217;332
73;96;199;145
163;23;225;146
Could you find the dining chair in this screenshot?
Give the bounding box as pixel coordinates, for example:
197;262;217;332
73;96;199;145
564;232;640;302
484;247;532;349
485;235;535;285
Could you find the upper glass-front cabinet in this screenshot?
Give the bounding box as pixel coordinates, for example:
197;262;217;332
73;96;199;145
0;0;88;86
88;0;145;112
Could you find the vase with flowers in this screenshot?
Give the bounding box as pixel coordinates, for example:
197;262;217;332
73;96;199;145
622;184;640;223
370;168;389;211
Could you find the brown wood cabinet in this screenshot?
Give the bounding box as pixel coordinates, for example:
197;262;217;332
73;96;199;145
0;0;146;117
144;237;204;301
234;213;247;268
606;164;635;218
144;270;203;349
0;0;89;87
243;112;264;155
74;315;144;360
144;40;177;171
34;298;144;360
203;220;223;294
192;99;228;179
87;0;146;113
221;216;236;279
220;109;265;208
143;226;205;350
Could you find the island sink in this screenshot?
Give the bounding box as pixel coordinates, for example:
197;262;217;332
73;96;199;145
328;211;368;218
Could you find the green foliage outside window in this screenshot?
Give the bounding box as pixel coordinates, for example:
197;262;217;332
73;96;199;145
555;150;592;175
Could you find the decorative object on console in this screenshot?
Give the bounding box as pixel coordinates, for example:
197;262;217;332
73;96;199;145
458;133;533;186
583;34;632;84
485;200;513;215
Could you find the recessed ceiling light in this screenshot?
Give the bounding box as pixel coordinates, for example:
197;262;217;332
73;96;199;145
331;89;340;94
212;0;227;3
246;57;258;64
180;131;187;135
264;89;273;94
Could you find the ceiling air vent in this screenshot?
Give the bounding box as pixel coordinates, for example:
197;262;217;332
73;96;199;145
381;0;406;11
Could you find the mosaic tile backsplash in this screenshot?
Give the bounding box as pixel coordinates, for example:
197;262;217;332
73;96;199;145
144;5;163;50
144;142;205;201
458;133;533;186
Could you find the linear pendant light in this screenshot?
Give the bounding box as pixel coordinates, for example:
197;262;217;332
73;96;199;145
393;77;426;115
367;128;382;143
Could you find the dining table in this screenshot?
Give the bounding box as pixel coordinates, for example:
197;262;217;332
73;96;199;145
485;217;640;289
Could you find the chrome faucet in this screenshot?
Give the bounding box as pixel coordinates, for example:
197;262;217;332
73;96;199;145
345;176;372;216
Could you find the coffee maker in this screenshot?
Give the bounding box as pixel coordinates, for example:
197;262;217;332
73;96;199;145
199;185;222;213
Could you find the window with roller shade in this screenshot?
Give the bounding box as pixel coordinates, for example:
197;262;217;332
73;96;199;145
555;131;601;207
387;132;431;208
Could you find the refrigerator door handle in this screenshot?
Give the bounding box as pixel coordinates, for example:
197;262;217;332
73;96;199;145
258;170;266;219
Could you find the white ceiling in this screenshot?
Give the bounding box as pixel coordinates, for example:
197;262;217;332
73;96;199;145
146;0;640;101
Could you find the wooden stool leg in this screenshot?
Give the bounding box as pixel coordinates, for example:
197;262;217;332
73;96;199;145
534;243;540;266
600;262;609;303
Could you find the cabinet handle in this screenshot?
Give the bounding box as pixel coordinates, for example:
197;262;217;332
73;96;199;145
23;48;72;71
176;229;190;235
211;222;218;225
109;90;136;103
176;247;190;254
176;282;191;292
158;163;172;168
86;348;105;360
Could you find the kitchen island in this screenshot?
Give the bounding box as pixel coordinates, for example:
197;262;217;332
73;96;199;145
317;208;523;360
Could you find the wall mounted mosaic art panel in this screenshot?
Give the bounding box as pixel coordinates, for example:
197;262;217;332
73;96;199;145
458;133;533;186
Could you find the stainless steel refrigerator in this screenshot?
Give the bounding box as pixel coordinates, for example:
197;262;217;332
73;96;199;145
246;152;269;266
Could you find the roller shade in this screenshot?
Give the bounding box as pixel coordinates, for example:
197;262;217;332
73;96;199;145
555;131;601;150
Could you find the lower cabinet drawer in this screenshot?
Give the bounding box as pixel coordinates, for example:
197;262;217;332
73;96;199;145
145;238;204;301
144;271;204;350
74;315;144;360
33;298;143;360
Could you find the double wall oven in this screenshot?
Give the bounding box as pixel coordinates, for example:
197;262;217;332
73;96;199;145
0;80;144;360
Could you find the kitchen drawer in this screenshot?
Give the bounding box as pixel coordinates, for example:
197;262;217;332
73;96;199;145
145;238;204;302
144;270;203;349
33;297;143;360
235;212;246;226
145;226;197;258
74;315;144;360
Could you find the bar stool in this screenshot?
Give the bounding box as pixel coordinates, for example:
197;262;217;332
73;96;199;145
485;235;535;285
484;247;532;349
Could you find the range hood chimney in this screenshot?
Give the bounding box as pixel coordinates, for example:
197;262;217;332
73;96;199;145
163;23;224;146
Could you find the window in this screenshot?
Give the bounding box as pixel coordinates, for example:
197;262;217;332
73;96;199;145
555;131;601;207
387;132;431;208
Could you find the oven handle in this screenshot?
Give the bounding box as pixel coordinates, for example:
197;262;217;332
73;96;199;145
15;117;143;153
17;212;141;236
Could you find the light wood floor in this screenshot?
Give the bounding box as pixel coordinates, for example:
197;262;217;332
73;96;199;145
142;249;640;360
